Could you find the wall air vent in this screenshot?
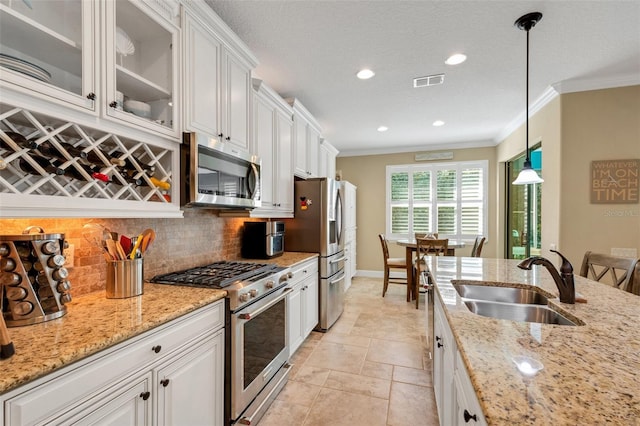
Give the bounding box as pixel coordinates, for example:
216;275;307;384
413;74;445;88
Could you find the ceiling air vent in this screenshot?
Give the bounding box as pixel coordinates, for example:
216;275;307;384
413;73;445;88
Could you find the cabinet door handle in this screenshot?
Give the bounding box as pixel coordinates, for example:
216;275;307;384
435;336;442;342
464;409;478;423
86;92;96;100
152;345;162;353
437;342;443;348
161;379;170;387
140;391;151;401
218;133;223;137
109;101;117;108
225;136;231;141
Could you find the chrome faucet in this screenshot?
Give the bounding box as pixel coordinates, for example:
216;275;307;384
517;250;576;304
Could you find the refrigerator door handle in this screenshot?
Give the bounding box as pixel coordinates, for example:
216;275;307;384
330;256;347;264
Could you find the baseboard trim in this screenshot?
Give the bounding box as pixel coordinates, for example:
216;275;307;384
355;270;407;279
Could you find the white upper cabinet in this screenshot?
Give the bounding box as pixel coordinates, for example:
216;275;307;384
288;98;322;179
250;79;293;217
0;0;97;111
319;139;338;179
103;0;180;138
181;1;257;153
0;0;181;139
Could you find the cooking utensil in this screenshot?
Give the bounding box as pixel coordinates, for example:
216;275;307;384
129;234;144;260
0;305;16;359
120;235;132;255
140;228;155;254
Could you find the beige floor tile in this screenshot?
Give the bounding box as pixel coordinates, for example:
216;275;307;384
360;360;394;380
304;388;388;426
276;380;322;407
387;381;439;426
257;400;310;426
262;277;438;424
327;317;356;334
324;370;391;400
293;365;331;386
321;331;371;348
305;341;368;374
366;338;425;369
393;365;433;387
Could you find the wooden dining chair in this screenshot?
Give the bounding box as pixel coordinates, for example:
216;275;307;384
413;238;449;309
378;234;410;300
579;251;639;293
470;236;486;257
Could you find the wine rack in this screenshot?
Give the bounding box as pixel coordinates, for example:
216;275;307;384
0;103;175;206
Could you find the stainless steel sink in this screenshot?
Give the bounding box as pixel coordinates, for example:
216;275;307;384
463;300;578;326
453;283;549;305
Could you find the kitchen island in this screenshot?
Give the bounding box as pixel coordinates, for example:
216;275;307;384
430;256;640;424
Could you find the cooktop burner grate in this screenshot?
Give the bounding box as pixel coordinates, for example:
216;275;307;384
150;260;278;288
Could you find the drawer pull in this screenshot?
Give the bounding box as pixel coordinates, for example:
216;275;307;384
140;391;151;401
464;409;478;422
161;379;170;387
152;345;162;353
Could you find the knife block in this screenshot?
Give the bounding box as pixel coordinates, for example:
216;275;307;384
0;232;72;327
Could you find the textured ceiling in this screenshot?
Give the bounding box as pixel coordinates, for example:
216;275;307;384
205;1;640;156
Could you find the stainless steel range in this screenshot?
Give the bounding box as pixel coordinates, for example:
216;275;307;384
151;261;293;425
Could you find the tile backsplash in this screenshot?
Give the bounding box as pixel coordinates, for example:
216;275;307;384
0;210;260;297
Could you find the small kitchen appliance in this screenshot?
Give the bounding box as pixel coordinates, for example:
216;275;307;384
241;221;285;259
0;227;72;327
151;260;292;425
181;132;262;210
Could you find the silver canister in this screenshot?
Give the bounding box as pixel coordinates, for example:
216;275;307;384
106;258;144;299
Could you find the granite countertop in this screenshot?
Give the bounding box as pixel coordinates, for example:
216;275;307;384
239;251;319;268
0;284;226;395
430;257;640;424
0;252;318;396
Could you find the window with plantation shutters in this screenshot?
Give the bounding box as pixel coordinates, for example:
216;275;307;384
386;161;488;241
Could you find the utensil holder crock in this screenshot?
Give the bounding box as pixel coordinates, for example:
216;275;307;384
106;258;143;299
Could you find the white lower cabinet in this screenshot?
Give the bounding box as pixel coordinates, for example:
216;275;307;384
433;291;487;426
287;258;319;357
2;301;224;426
455;351;486;426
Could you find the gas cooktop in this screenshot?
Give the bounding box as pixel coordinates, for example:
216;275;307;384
150;260;281;289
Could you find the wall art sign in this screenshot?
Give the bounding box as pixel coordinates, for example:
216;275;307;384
590;159;639;204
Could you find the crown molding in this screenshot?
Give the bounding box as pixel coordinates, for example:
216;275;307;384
337;139;495;158
553;73;640;94
494;86;559;144
494;74;640;144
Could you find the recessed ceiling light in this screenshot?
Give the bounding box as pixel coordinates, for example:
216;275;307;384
377;126;388;132
433;120;445;127
357;69;375;79
445;53;467;65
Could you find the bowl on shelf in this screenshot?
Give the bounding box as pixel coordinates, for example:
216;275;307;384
124;100;151;119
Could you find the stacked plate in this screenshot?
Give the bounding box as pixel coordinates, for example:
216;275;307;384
0;53;51;83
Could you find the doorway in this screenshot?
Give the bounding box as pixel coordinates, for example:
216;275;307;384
506;145;542;259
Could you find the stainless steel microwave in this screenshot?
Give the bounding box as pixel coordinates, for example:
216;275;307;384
181;132;261;209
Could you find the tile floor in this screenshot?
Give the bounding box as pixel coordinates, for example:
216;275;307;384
258;277;439;426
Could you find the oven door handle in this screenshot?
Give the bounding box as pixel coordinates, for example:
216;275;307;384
329;272;346;285
330;256;346;264
238;288;293;321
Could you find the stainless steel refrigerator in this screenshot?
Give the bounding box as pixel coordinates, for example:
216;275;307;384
284;178;345;331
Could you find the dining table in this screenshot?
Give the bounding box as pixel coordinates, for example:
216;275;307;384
395;238;466;301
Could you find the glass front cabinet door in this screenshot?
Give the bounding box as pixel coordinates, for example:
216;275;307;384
0;0;97;111
103;0;179;138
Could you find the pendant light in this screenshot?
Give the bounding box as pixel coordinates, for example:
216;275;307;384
512;12;544;185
